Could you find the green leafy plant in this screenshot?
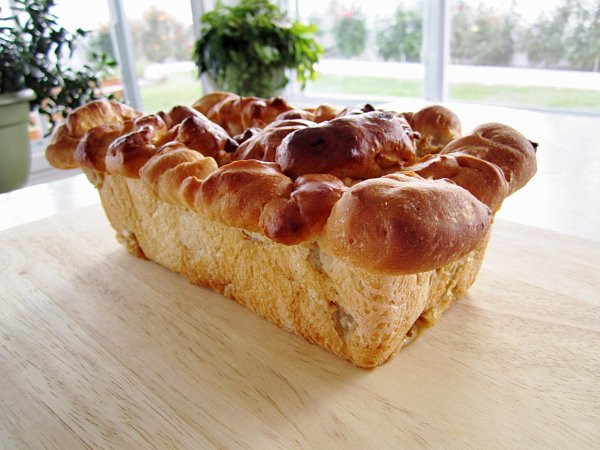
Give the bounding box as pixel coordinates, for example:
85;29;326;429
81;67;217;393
0;0;116;131
451;1;516;66
376;5;422;62
524;0;600;71
333;8;368;58
193;0;323;97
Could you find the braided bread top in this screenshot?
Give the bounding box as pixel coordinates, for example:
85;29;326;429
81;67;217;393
46;92;537;275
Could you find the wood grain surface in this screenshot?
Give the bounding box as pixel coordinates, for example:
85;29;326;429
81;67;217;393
1;205;599;448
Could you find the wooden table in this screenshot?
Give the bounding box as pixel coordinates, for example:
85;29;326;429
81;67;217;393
1;205;599;448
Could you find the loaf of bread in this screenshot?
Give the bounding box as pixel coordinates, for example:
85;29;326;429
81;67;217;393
46;92;537;367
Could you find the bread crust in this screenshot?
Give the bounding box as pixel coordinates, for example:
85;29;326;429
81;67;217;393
46;99;140;169
198;160;294;232
405;105;462;156
46;95;537;276
261;174;347;245
408;153;510;211
276;111;418;179
320;173;491;274
441;123;537;194
233;119;315;162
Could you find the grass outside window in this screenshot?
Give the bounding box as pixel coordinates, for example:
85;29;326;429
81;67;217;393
138;71;600;114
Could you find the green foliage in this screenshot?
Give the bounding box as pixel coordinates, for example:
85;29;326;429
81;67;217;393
126;9;193;65
193;0;323;97
87;24;116;62
451;0;599;71
332;9;367;58
141;7;171;63
451;1;516;66
524;0;600;71
0;0;116;130
376;5;422;62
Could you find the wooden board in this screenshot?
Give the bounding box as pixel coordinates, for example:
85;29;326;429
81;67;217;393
1;205;599;448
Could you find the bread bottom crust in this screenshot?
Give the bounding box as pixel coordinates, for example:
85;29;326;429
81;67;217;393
93;172;489;368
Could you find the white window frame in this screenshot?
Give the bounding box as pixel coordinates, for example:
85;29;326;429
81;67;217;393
106;0;143;109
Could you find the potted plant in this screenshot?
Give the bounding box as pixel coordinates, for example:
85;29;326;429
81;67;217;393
0;0;115;192
193;0;323;98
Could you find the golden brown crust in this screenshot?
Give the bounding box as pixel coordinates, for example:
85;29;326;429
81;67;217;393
191;91;233;116
160;105;200;129
408;153;510;211
276;111;418;179
46;99;141;169
240;96;293;130
174;113;237;166
193;93;293;136
45;93;538;276
275;109;316;122
319;173;491;274
210;96;256;136
313;104;342;122
97;174;491;367
261;174;347;245
74;125;126;172
405;105;462;156
233;119;315;162
441;122;537;194
105;126;160;178
139;143;218;205
198;160;294;232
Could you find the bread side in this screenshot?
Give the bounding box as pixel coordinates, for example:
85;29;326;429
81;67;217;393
95;172;489;368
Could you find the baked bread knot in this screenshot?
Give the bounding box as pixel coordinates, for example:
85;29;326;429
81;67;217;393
172;110;238;166
105;114;169;178
441;123;537;194
139;142;218;206
46;99;141;169
193;92;293;136
275;109;316;122
275;104;342;123
405;105;462;156
233;119;315;162
276;111;419;179
320;173;491;275
191;92;233;116
198;160;294;232
313;104;343;122
105;107;236;178
261;174;347;245
408;153;509;211
73;125;129;173
240;96;293;130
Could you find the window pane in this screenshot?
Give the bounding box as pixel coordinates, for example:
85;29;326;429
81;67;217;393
297;0;424;101
120;0;201;113
21;1;122;138
449;0;600;113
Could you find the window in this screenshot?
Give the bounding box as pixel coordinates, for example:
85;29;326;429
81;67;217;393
448;0;600;113
295;0;425;101
119;0;202;113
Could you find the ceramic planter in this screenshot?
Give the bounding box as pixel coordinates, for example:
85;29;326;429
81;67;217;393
0;89;36;193
203;67;286;98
